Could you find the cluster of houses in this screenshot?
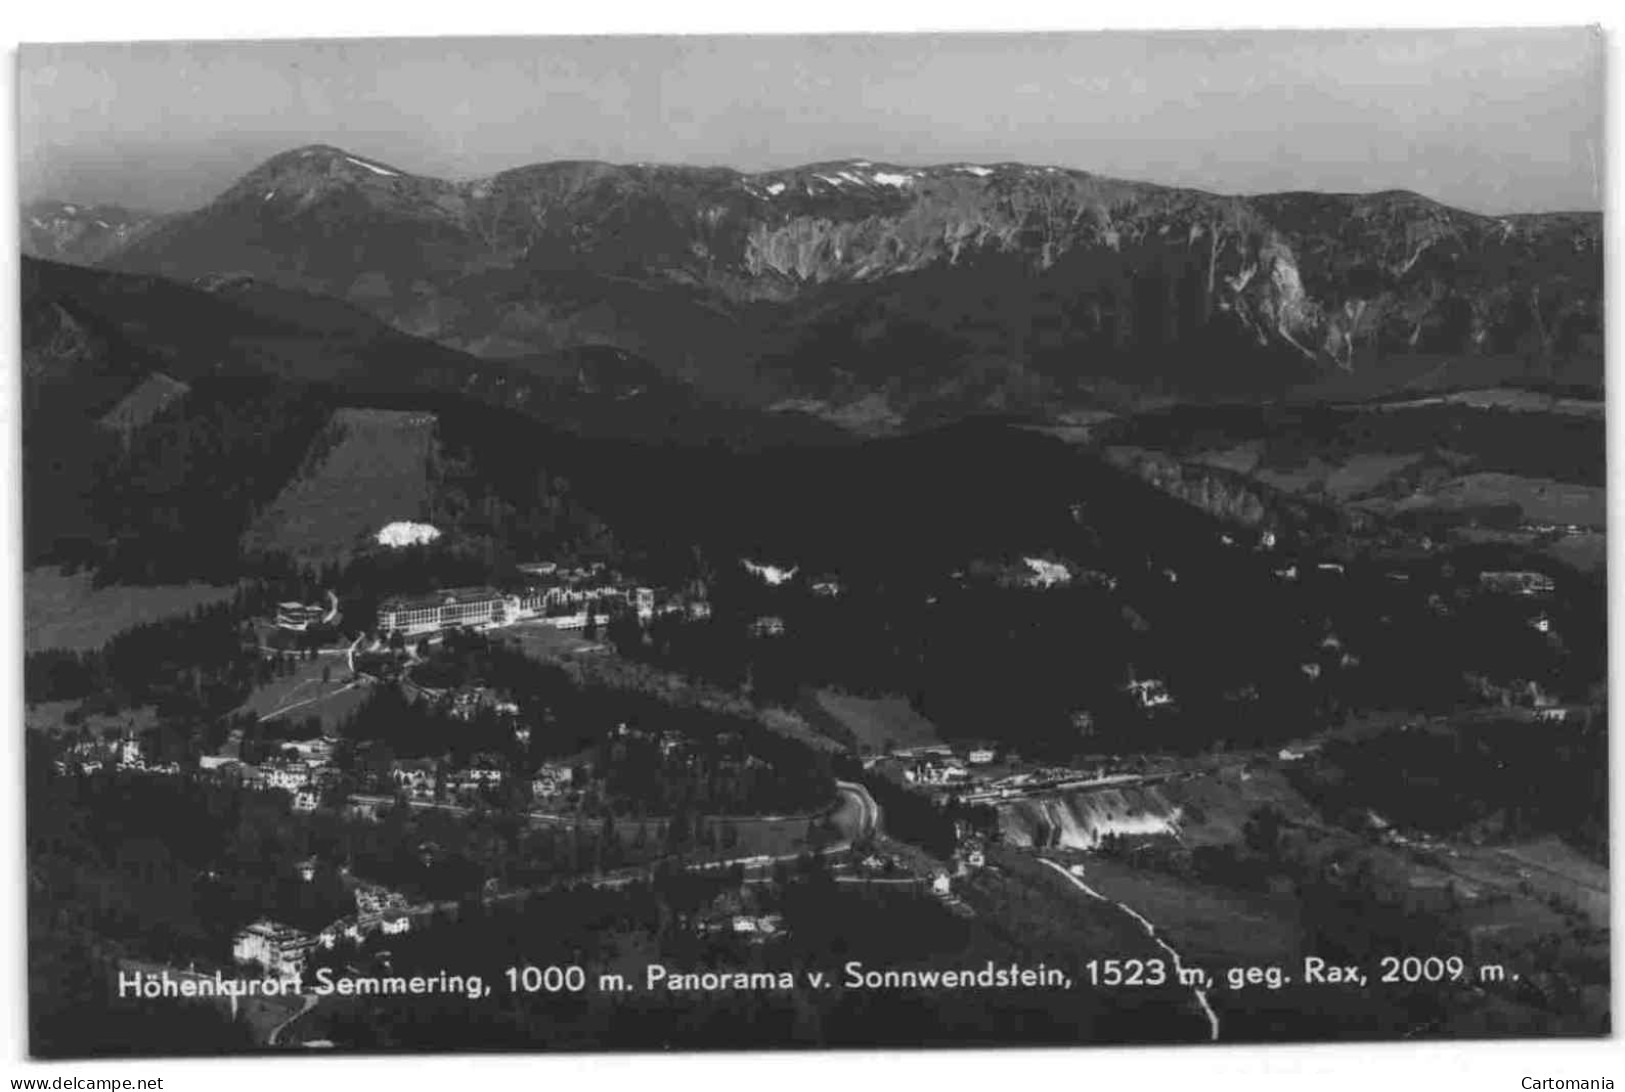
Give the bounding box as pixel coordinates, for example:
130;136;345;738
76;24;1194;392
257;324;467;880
904;757;970;787
200;737;341;813
325;756;583;816
696;911;787;941
52;735;180;778
900;745;997;787
368;755;581;808
1518;522;1592;539
692;888;788;943
231;884;416;980
411;686;522;723
1462;674;1577;723
204;736;552;815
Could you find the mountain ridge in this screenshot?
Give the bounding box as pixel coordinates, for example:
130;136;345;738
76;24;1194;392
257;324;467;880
33;143;1604;419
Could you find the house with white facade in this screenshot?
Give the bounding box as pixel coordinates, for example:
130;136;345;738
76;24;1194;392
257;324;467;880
1125;677;1174;711
232;920;316;980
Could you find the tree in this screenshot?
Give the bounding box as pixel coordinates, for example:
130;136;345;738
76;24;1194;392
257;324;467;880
1242;804;1286;859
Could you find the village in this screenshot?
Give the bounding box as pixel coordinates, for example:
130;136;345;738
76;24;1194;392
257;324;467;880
35;515;1601;1039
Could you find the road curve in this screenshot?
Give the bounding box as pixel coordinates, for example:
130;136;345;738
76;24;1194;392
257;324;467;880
835;780;882;842
267;992;317;1046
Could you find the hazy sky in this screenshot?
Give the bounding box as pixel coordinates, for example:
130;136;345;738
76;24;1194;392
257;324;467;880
18;30;1604;215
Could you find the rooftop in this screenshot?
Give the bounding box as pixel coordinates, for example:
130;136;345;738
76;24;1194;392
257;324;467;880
380;586;506;613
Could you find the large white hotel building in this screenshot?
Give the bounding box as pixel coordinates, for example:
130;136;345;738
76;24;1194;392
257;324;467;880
377;583;655;637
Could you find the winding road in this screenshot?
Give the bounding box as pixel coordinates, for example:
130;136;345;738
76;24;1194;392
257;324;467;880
266;993;317;1046
835;779;881;844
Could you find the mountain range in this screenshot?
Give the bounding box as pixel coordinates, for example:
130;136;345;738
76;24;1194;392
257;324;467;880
23;144;1604;426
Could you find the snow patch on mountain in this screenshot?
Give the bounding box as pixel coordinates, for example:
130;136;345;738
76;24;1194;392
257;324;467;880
346;156;399;177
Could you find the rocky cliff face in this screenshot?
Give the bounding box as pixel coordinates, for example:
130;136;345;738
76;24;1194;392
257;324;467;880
86;146;1604;414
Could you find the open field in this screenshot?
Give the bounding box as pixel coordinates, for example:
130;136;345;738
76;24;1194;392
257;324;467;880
241;407;437;562
1540;532;1607;573
235;657;368;731
1320;453;1428;499
1390;472;1606;528
1040;852;1302;968
1369;388;1605;418
1483;838;1608;929
1190;445;1430;503
498;620;604;660
1284;354;1603;405
804;689;943;754
24;566;236;652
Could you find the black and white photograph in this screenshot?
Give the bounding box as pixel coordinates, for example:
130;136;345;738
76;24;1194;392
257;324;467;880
9;21;1610;1065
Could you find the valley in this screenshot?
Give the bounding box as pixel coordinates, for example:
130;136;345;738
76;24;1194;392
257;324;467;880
18;141;1608;1056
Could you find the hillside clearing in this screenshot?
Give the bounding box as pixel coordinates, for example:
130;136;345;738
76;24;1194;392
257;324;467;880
235;657;368;731
241;407;437;562
1401;472;1605;527
806;689;943;754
